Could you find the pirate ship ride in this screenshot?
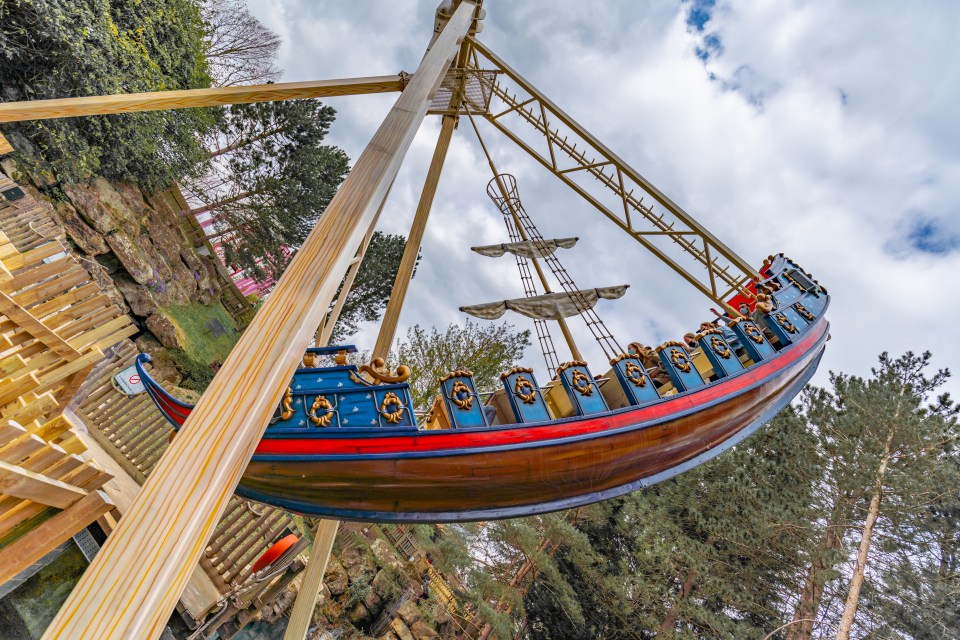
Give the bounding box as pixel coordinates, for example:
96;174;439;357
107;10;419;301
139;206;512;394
137;166;829;521
130;4;833;524
0;2;829;635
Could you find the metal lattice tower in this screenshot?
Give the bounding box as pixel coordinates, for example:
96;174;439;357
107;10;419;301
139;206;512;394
486;173;624;360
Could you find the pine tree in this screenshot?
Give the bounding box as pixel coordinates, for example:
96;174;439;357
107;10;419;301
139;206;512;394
785;352;958;640
327;232;410;343
186;99;350;280
525;405;822;639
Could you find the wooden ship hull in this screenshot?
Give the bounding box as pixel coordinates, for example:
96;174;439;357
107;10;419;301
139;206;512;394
138;256;829;523
239;315;827;521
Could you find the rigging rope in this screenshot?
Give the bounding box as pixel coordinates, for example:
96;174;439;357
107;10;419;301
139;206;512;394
464;105;624;360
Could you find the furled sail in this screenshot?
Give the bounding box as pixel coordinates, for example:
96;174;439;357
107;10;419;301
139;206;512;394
460;285;629;321
471;237;578;259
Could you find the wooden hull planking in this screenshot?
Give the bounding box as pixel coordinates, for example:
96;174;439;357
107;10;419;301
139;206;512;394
236;315;828;522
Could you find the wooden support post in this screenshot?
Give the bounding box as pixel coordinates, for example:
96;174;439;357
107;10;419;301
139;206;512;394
0;76;405;123
41;5;475;639
283;519;339;640
372;115;457;360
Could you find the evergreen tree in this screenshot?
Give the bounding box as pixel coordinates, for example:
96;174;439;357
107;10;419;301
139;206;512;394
525;405;822;639
786;352;958;640
327;232;409;343
187;99;350;280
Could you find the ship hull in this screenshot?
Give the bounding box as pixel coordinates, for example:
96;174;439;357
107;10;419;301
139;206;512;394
237;315;828;522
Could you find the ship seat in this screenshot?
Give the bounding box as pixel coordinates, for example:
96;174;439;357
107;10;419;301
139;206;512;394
555;361;609;416
729;317;776;363
608;353;661;408
656;341;707;392
500;367;552;423
438;369;489;429
695;329;744;379
763;306;807;347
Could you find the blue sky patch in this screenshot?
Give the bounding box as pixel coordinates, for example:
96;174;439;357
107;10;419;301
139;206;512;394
686;0;717;32
889;214;960;257
906;217;960;255
696;32;724;61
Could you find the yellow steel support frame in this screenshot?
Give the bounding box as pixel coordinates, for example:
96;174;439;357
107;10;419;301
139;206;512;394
467;38;759;315
40;4;477;638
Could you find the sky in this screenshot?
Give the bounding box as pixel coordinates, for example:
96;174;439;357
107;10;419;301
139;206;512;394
247;0;960;392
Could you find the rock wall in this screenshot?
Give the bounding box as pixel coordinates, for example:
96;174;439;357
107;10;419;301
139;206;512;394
311;529;461;640
1;152;226;352
56;177;223;337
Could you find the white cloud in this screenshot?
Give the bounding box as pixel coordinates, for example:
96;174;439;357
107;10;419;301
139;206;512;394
247;0;960;392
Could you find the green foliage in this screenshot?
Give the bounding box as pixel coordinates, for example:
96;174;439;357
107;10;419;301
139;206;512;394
524;404;822;640
391;320;532;409
0;0;216;188
190;99;350;281
795;352;959;638
168;349;215;392
328;232;410;343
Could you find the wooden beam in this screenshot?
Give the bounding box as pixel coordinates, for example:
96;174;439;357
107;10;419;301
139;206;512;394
0;290;81;361
0;490;113;585
0;76;406;123
42;5;476;639
283;519;339;640
0;459;87;508
372;115;457;360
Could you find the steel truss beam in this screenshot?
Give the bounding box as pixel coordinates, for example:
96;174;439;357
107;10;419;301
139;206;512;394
466;38;759;315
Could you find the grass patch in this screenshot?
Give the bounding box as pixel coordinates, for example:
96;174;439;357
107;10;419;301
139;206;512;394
164;301;239;365
162;301;240;392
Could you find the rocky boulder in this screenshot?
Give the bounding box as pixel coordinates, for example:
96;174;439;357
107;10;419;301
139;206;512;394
341;546;376;585
409;621;439;640
114;275;160;318
390;619;416;640
54;201;109;255
106;233;159;286
370;538;403;570
396;600;423;627
363;586;383;619
347;602;372;627
63;179;118;235
324;558;349;596
145;312;183;350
